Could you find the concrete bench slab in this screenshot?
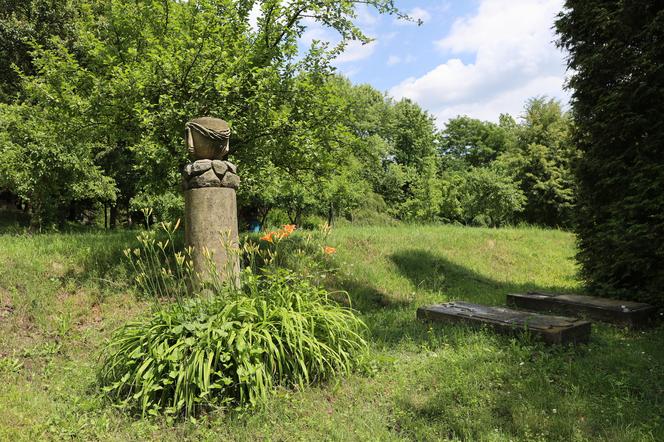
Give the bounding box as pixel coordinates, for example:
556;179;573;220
506;292;657;328
417;301;591;345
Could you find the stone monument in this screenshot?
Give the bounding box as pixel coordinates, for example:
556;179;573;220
182;117;240;285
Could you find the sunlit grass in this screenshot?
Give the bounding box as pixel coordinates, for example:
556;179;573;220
0;224;662;441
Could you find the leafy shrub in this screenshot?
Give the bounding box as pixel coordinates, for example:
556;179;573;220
347;192;399;226
129;192;184;224
241;223;339;287
101;223;365;417
99;267;366;417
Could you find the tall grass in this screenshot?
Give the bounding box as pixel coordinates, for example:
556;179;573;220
123;212;193;303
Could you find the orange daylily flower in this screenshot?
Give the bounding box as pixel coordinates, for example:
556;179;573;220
323;246;336;255
260;232;275;243
261;225;296;243
276;224;296;239
282;224;296;234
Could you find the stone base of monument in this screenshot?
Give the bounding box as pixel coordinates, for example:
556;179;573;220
417;302;591;345
183;159;240;285
506;292;657;328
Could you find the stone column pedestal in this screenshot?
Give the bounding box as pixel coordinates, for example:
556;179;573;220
182;159;240;286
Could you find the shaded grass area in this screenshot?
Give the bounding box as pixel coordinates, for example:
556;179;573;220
0;224;662;441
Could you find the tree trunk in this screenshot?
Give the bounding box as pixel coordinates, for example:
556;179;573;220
259;206;271;227
327;203;334;226
110;205;118;229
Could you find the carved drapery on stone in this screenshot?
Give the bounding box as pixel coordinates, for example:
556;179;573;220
182;159;240;190
182;117;239;190
185;117;231;160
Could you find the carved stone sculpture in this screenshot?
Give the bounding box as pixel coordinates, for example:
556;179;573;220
182;117;239;190
185;117;231;160
182;117;240;285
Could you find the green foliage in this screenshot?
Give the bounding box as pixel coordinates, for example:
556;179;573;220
0;102;117;227
497;98;579;227
248;223;335;281
129;192;184;224
100;220;365;417
123;216;192;301
398;157;442;223
440;167;526;227
388;98;438;170
0;0;404;227
0;0;77;102
440;115;514;168
348;192;399;226
439;98;577;228
557;1;664;304
99;266;366;417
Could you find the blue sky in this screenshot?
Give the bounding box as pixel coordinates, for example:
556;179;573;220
299;0;570;126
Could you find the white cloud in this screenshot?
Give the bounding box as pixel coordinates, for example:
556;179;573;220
299;19;334;48
387;54;416;66
335;40;378;64
397;7;432;25
298;15;377;66
355;4;380;29
389;0;569;125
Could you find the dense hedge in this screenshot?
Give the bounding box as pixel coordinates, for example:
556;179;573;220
557;1;664;305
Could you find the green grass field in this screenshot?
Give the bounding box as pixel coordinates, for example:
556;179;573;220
0;225;662;441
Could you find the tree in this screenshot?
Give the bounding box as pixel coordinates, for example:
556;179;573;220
439;167;525;227
0;0;404;226
399;156;441;223
389;98;438;170
496;97;578;227
0;0;77;102
557;1;664;304
440;115;513;169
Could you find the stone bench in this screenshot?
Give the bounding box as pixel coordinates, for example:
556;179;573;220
417;301;591;345
506;292;657;328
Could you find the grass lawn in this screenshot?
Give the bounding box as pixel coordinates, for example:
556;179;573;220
0;224;662;441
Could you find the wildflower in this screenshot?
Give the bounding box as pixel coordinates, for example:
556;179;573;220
260;232;275;243
323;246;336;255
283;224;296;234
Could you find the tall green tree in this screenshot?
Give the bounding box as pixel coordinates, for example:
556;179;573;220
557;1;664;304
440;115;514;169
389;98;438;170
0;0;402;226
0;0;77;102
497;97;578;227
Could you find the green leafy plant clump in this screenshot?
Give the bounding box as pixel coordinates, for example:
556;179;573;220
98;267;366;417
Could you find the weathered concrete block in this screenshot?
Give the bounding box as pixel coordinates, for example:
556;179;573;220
506;292;657;328
417;302;591;345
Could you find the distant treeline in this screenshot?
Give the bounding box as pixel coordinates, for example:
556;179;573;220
0;0;577;230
